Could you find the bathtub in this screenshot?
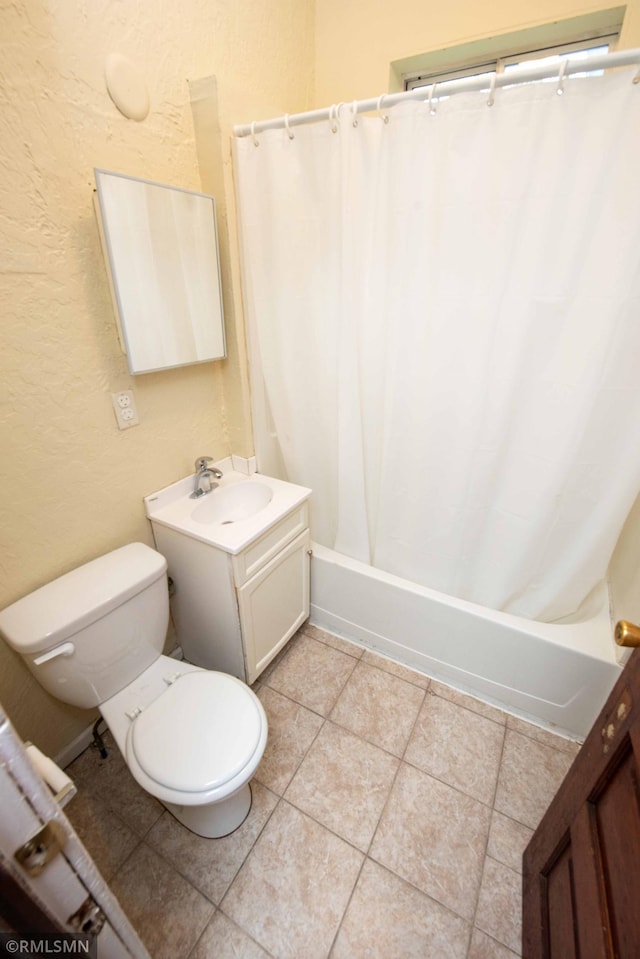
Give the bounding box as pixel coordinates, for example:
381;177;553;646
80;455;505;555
309;543;622;740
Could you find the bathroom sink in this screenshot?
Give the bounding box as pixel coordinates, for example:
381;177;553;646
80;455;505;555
144;462;311;555
191;482;273;525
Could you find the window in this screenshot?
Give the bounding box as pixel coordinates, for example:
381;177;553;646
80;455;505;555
405;34;618;92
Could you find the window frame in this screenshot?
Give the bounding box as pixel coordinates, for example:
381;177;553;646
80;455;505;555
405;32;619;92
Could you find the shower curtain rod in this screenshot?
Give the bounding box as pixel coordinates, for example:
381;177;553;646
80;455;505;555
233;47;640;137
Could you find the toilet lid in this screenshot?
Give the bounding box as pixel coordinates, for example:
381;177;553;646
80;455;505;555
130;671;263;793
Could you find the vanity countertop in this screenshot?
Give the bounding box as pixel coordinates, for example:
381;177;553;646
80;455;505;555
144;469;311;554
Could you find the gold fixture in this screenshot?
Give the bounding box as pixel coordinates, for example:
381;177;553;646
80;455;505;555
14;820;66;876
614;620;640;647
68;896;106;938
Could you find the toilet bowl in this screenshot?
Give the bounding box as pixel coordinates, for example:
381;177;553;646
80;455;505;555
0;543;268;838
100;655;267;837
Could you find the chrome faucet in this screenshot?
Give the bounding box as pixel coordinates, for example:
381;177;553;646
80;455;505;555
192;456;223;497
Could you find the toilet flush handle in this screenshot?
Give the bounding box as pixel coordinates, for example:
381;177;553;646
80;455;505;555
33;642;75;666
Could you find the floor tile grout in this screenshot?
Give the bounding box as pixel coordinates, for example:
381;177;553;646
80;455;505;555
65;625;576;959
467;719;509;946
264;672;508;814
308;623;584;753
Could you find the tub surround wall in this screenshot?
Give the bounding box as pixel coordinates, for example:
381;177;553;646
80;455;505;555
0;0;314;757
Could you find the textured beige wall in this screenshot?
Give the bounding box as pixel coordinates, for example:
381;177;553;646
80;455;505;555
314;0;640;104
0;0;314;757
609;494;640;635
608;3;640;632
4;0;638;761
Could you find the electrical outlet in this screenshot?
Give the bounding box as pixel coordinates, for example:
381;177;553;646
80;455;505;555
111;390;139;430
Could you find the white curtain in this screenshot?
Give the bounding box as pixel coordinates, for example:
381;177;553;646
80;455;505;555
233;71;640;622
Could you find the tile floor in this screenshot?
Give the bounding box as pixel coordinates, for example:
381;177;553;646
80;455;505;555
65;624;581;959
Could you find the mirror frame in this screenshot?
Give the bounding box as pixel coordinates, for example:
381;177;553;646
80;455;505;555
94;169;226;374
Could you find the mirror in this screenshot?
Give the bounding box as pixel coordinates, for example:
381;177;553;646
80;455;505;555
94;169;226;374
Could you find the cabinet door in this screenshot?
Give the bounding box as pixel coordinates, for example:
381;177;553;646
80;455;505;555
237;529;310;684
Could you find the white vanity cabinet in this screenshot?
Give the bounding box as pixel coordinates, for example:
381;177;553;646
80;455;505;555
150;501;310;684
235;525;310;682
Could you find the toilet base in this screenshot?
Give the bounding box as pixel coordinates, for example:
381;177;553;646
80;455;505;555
164;782;253;838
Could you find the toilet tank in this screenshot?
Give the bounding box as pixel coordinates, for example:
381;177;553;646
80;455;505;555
0;543;169;709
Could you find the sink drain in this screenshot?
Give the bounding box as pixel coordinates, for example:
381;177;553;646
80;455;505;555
220;520;234;525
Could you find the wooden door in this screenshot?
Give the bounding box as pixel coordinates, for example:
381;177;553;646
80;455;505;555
0;705;149;957
523;646;640;958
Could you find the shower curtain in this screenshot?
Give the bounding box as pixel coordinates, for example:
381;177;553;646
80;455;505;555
233;70;640;622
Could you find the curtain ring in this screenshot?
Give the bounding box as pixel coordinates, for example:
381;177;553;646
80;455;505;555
328;104;338;133
428;83;438;116
284;113;294;139
376;94;389;123
556;60;568;96
250;121;259;147
487;73;497;107
351;99;359;127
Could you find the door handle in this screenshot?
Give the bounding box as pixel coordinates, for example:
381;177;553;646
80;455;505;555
614;620;640;647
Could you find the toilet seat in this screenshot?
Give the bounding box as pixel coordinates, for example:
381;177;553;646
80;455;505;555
129;671;264;794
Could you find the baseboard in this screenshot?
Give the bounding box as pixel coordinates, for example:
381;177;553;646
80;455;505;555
55;724;96;770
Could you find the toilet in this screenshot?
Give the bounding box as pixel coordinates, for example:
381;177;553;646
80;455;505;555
0;542;267;838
